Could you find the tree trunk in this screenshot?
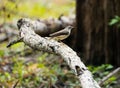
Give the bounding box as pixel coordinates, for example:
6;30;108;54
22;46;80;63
76;0;120;66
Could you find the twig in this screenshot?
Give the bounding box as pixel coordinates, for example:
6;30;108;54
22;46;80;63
12;80;19;88
7;37;23;47
98;67;120;86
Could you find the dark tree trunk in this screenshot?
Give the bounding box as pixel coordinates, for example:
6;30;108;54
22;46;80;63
75;0;120;66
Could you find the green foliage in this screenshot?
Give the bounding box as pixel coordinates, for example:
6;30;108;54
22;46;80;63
0;0;19;23
12;58;27;79
109;16;120;27
0;72;12;82
88;64;117;88
0;0;75;24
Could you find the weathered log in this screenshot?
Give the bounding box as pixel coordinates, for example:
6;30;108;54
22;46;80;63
10;18;100;88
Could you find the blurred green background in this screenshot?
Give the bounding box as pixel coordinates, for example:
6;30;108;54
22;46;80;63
0;0;75;23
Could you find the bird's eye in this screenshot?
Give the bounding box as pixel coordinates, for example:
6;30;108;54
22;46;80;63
68;26;73;29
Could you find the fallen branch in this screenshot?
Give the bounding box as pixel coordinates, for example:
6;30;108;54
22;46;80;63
98;67;120;86
7;18;100;88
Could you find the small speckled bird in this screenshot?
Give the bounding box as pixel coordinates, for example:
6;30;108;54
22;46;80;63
49;26;73;41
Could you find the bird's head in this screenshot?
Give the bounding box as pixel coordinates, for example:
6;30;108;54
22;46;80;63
66;26;74;30
66;26;74;32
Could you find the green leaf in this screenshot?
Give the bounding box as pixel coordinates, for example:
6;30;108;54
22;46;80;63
109;19;119;26
108;76;116;81
109;16;120;26
105;64;113;70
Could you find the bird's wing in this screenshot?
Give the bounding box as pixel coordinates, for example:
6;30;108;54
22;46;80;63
49;29;69;37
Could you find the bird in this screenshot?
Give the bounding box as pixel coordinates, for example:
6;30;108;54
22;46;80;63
49;26;73;41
